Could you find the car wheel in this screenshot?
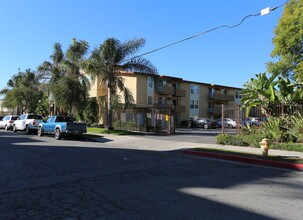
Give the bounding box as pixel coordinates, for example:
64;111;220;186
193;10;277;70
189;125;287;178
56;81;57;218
5;125;8;131
55;128;62;140
26;125;31;135
37;127;44;137
13;125;17;132
204;124;208;129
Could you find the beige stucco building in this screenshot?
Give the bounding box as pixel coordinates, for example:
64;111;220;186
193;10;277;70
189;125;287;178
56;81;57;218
89;70;242;132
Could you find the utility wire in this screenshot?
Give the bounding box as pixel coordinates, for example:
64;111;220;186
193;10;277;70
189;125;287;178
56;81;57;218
127;1;289;62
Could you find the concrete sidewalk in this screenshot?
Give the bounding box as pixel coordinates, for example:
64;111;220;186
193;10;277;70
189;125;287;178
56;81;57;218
87;132;303;158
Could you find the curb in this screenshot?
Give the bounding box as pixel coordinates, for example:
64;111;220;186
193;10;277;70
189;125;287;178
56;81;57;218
183;150;303;171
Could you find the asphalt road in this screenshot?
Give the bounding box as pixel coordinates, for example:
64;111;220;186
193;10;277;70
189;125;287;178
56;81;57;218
0;130;302;219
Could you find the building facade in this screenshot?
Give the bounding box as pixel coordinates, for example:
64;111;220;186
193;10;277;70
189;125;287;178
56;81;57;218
89;71;242;132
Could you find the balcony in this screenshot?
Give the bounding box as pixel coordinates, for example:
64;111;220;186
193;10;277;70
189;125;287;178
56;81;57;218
173;105;186;113
208;93;234;101
153;103;173;109
174;88;186;97
157;86;174;95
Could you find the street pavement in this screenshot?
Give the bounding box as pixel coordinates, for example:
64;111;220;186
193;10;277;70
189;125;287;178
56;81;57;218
88;130;303;158
0;130;302;219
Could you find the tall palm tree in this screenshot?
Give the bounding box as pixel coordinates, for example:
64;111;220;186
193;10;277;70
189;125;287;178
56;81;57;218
84;37;157;129
38;39;90;116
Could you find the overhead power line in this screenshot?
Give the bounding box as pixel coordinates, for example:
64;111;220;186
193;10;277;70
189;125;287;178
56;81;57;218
128;1;289;61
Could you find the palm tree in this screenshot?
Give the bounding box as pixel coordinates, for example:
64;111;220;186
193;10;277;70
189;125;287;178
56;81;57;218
38;39;90;116
84;37;157;129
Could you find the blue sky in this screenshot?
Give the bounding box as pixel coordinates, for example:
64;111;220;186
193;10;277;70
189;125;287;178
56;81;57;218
0;0;285;92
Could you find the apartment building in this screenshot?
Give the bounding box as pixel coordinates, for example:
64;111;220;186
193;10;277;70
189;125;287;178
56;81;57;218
89;71;242;131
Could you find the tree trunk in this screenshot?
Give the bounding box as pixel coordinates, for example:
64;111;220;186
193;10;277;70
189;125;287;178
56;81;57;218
107;87;114;130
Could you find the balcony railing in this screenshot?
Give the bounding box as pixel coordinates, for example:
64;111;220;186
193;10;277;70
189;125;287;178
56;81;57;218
208;93;234;101
153;103;173;109
174;88;186;97
157;86;174;95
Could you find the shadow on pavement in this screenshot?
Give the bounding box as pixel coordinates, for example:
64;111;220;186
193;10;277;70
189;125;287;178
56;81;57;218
0;131;299;219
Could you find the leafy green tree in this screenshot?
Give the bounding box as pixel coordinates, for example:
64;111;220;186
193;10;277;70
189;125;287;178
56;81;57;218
84;37;157;129
38;39;90;116
267;0;303;81
0;69;43;114
276;76;303;105
241;73;278;117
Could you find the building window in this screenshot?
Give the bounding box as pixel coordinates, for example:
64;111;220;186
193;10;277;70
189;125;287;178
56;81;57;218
221;89;227;95
158;80;166;87
190;100;198;109
194;100;198;109
158;97;163;104
148;77;153;88
236;91;242;99
190;100;194;109
190;85;199;94
147;96;153;105
208;88;214;95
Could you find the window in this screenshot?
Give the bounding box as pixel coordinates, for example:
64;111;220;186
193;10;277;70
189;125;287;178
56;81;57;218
147;96;153;105
148;77;153;88
221;89;227;95
190;100;198;109
158;97;163;104
236;91;242;99
190;85;199;94
158;80;166;87
194;100;198;109
190;100;194;109
208;88;214;95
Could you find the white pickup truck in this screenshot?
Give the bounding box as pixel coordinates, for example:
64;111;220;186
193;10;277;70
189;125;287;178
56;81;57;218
13;113;43;134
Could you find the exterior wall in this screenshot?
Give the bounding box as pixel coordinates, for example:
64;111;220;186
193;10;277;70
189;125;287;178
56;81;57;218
88;76;107;97
199;85;209;118
87;70;243;128
120;74;148;107
179;82;190;122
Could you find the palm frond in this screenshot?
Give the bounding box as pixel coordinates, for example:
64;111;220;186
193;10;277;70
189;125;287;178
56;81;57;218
123;57;157;74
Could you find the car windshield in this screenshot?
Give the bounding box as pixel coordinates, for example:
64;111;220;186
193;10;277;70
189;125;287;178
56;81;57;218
11;116;19;120
28;115;43;120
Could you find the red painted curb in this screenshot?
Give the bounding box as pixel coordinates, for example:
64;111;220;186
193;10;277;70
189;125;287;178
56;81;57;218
183;150;303;171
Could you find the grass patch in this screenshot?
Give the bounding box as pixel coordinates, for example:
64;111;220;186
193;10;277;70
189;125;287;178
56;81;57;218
87;127;143;135
192;148;303;164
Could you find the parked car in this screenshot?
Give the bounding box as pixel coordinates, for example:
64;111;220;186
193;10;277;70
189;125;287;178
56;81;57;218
216;119;228;128
187;118;196;128
13;113;43;134
225;118;237;128
241;118;261;127
0;115;19;131
195;118;217;129
38;116;87;140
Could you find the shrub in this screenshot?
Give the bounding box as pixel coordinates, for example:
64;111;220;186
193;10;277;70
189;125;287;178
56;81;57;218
288;116;303;142
216;134;249;146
